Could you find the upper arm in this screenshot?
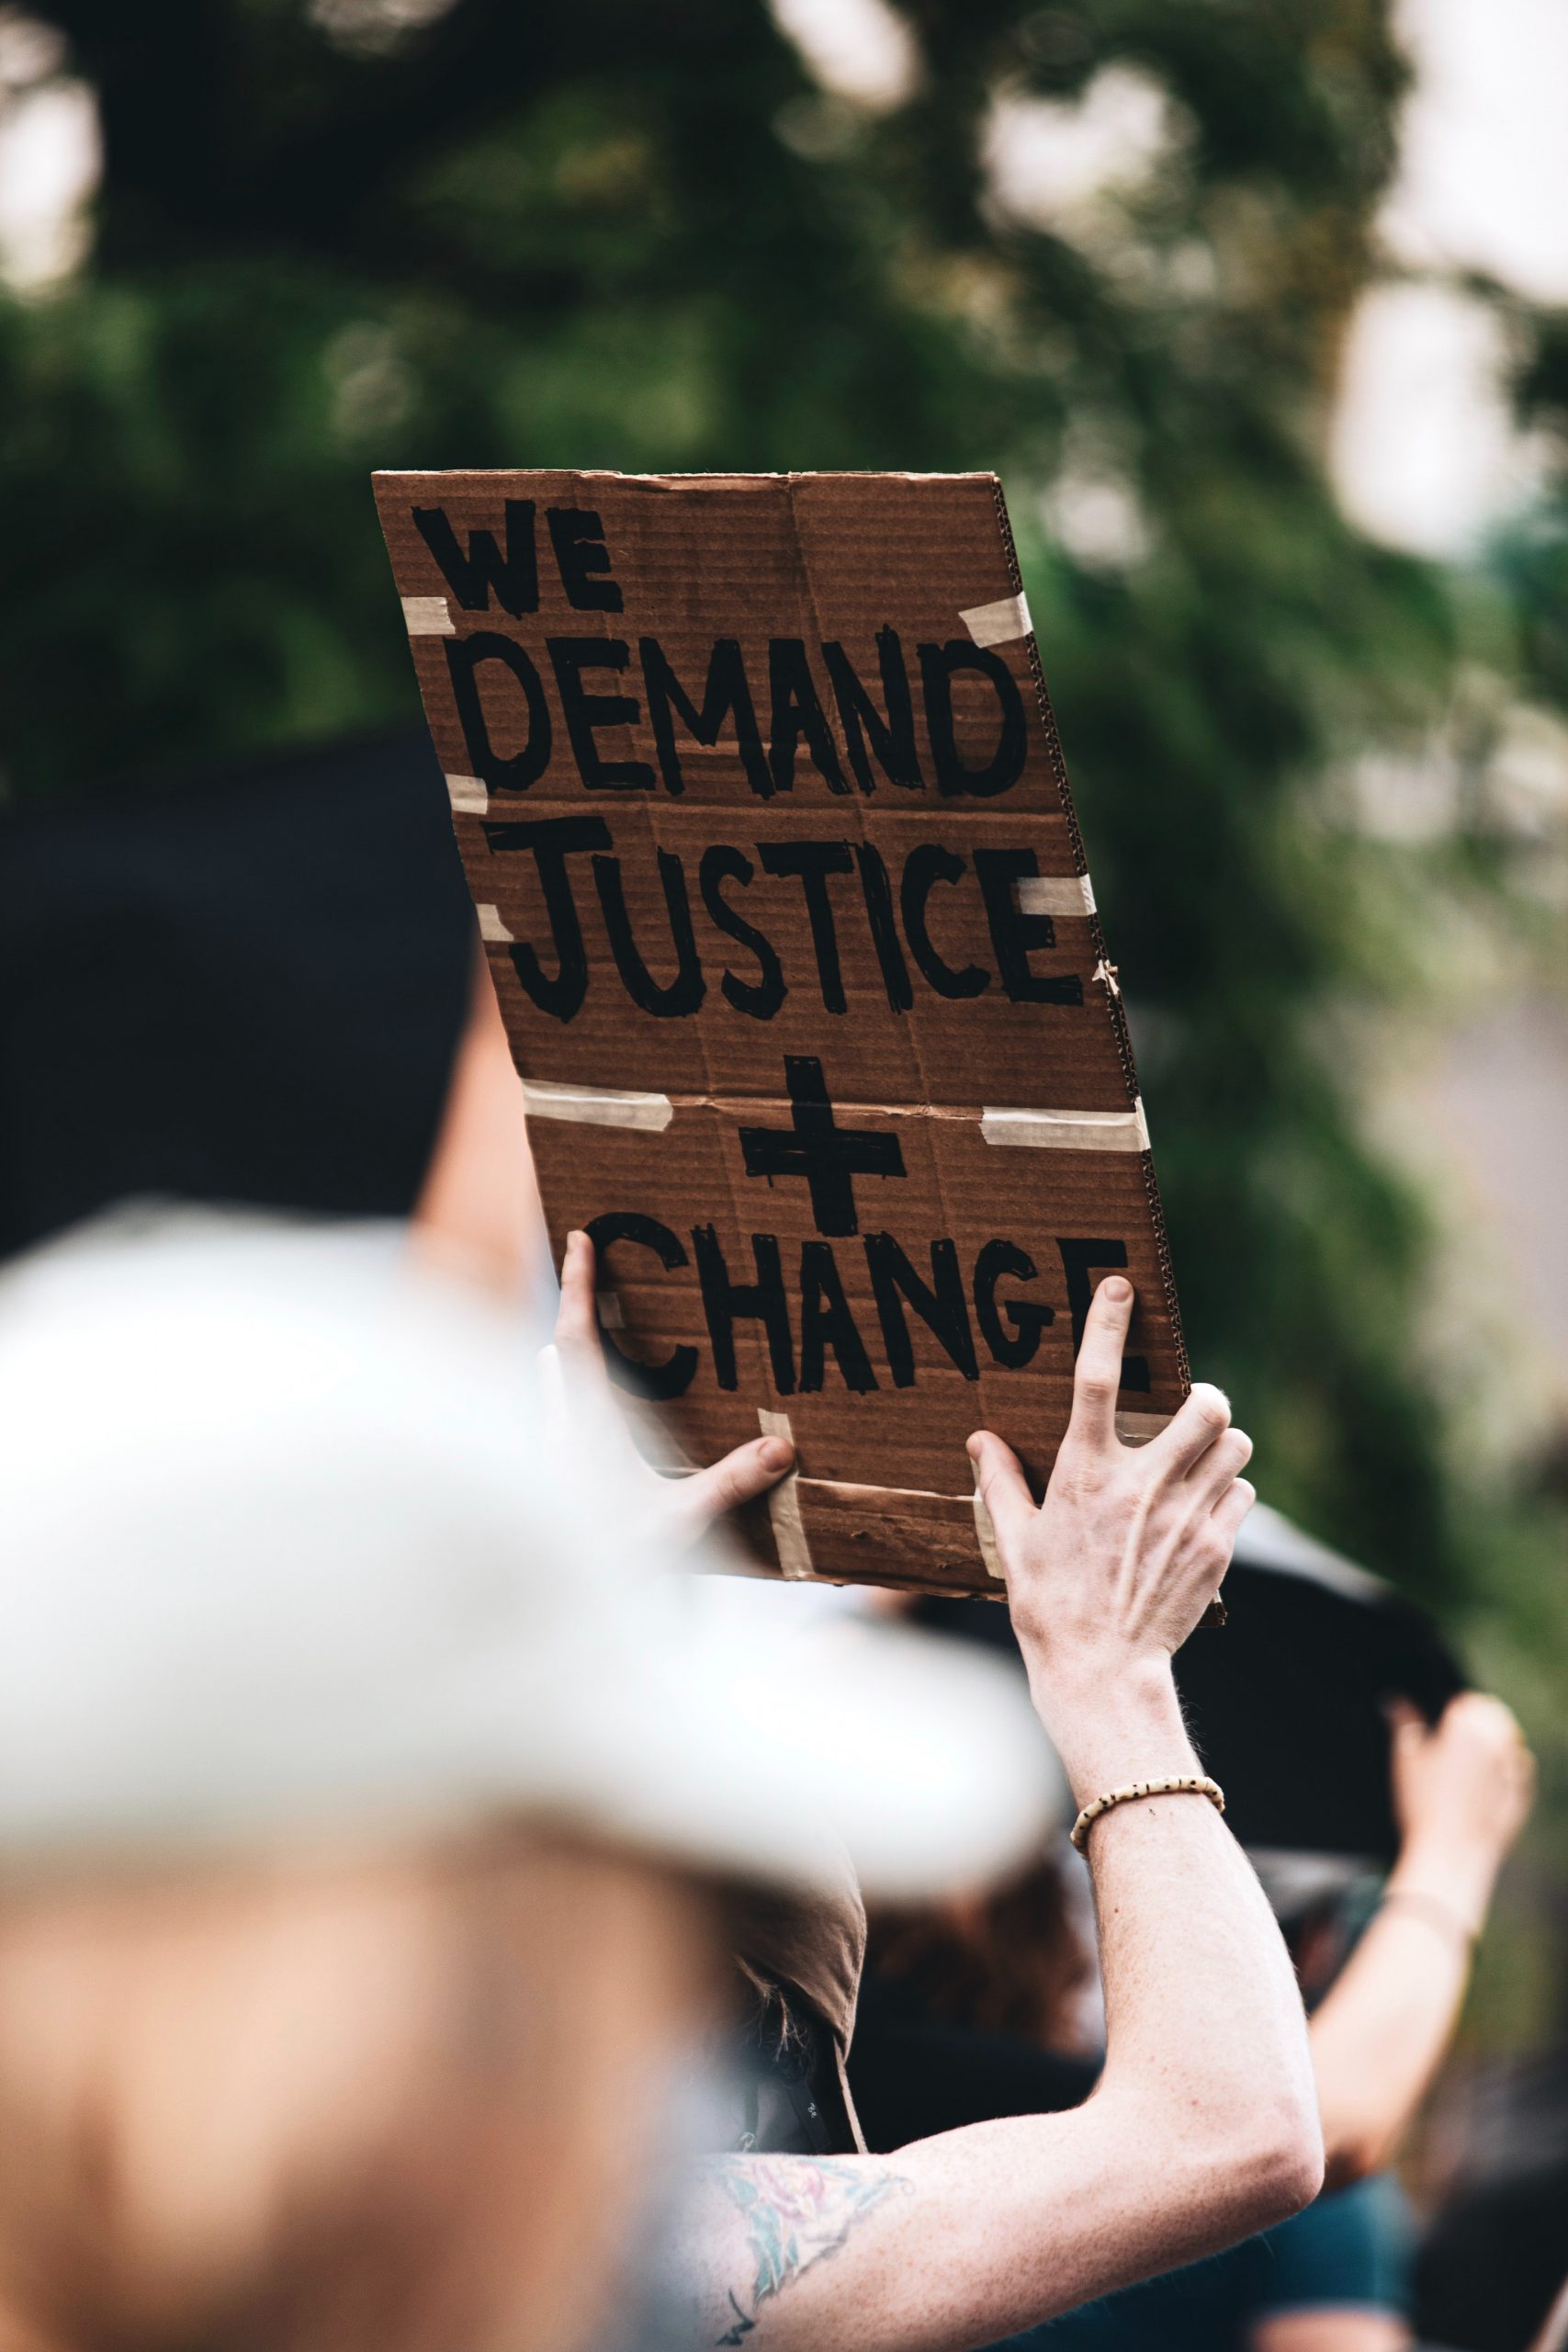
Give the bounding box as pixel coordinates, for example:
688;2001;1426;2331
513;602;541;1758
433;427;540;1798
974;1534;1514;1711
673;2091;1310;2352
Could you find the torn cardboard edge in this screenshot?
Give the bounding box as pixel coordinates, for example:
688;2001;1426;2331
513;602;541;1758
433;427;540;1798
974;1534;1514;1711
981;471;1193;1402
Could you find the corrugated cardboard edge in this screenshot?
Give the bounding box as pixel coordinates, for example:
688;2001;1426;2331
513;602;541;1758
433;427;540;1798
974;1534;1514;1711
987;474;1191;1392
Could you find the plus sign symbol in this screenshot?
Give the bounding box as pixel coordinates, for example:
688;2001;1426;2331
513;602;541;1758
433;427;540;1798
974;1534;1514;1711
739;1056;907;1238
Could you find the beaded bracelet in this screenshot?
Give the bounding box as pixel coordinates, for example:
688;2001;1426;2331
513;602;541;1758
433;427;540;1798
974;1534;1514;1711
1070;1774;1226;1855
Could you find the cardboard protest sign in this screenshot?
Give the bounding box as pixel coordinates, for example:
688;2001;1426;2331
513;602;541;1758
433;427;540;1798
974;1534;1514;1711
375;469;1189;1596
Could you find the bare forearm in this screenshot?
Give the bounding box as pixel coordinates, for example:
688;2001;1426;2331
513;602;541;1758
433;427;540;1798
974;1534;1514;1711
1310;1840;1486;2187
1055;1664;1323;2244
677;1674;1321;2352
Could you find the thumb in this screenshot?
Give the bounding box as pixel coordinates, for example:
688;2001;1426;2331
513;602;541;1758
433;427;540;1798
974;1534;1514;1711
555;1229;601;1349
674;1433;795;1537
966;1429;1037;1553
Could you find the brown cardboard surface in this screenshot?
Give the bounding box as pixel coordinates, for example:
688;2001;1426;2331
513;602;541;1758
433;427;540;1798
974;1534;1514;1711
375;469;1189;1594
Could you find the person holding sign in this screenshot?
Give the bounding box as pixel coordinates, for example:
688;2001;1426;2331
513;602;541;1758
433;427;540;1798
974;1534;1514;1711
538;1227;1323;2348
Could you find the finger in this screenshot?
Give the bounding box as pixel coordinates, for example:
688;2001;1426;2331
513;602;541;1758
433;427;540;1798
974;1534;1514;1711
1459;1696;1536;1789
1185;1424;1253;1509
554;1229;604;1363
1155;1382;1233;1476
1208;1475;1255;1550
1384;1700;1429;1770
1459;1692;1523;1745
677;1433;795;1531
1384;1697;1424;1733
1064;1276;1134;1453
1188;1478;1253;1624
966;1429;1038;1552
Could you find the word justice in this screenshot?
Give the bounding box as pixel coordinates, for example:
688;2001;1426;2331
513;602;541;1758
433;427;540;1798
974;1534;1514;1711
485;814;1081;1023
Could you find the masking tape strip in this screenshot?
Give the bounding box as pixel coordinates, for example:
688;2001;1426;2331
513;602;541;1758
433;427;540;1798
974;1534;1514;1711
1116;1411;1175;1446
446;774;489;813
1015;873;1096;917
971;1464;1006;1583
960;590;1032;649
401;595;455;636
597;1291;624;1330
759;1409;814;1580
520;1079;675;1133
795;1477;963;1505
980;1100;1150;1152
476;903;513;943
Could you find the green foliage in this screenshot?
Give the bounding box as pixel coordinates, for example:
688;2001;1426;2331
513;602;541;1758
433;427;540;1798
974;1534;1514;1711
1;0;1531;1605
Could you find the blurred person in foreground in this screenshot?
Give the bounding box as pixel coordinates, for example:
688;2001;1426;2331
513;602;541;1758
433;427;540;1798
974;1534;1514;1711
0;1210;1051;2352
0;1196;1323;2352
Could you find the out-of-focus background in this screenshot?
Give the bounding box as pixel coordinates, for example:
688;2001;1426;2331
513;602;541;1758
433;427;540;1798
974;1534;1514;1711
1;0;1563;2065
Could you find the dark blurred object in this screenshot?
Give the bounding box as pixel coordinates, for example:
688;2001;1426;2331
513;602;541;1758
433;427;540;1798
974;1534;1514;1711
1174;1505;1467;1863
865;1848;1089;2048
1414;2052;1568;2352
718;1877;867;2156
850;1968;1098;2155
852;1850;1096;2155
721;1980;858;2156
913;1503;1466;1867
0;731;473;1261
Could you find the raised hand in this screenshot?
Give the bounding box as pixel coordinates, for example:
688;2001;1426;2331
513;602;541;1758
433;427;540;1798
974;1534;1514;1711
546;1227;794;1553
1388;1690;1536;1930
968;1274;1253;1674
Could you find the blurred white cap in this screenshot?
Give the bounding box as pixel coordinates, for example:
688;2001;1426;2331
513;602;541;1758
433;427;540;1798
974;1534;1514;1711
0;1211;1059;1900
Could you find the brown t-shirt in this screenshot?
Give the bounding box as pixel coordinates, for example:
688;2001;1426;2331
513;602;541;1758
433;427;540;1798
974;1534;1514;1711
728;1858;868;2154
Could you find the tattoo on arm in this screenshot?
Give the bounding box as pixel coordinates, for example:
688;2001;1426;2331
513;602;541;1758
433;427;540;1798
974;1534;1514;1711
704;2155;910;2346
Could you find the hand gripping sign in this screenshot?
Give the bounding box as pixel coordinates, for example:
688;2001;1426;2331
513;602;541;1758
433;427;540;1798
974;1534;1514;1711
376;469;1190;1596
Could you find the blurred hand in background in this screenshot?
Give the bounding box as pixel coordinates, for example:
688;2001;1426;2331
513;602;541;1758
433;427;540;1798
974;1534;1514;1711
1309;1692;1535;2197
